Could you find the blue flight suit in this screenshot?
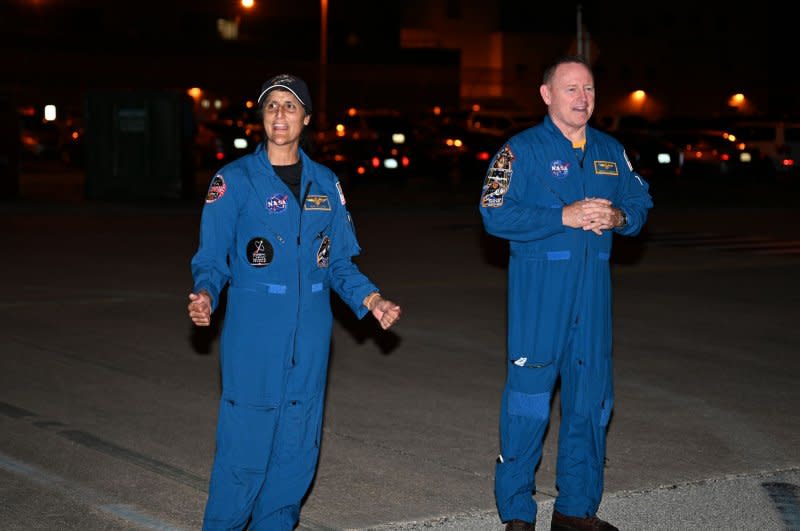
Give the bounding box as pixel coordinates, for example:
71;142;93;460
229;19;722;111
479;115;653;523
191;146;378;530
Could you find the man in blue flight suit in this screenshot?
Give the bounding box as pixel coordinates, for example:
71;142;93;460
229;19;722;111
187;74;401;530
480;56;653;531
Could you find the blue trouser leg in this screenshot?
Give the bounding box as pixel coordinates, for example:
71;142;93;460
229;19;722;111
203;394;324;530
495;363;558;523
202;401;278;531
553;323;613;517
249;394;324;530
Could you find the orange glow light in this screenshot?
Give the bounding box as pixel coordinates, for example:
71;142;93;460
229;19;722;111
347;107;357;117
728;93;745;107
241;0;254;8
631;90;646;103
188;87;202;101
433;106;441;115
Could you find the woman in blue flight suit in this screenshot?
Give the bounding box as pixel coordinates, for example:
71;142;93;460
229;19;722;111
187;74;401;530
480;57;652;531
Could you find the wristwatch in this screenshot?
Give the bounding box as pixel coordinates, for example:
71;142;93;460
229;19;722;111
618;209;628;228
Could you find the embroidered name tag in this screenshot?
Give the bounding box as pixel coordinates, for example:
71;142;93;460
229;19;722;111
304;195;331;211
594;161;619;175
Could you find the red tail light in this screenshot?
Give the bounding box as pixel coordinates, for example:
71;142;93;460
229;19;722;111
216;152;225;160
401;156;410;167
476;151;491;161
371;157;380;168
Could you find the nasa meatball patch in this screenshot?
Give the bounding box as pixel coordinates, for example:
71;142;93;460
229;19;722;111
205;174;226;203
550;160;570;180
266;193;288;214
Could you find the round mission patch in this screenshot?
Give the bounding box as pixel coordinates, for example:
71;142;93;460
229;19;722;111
246;237;274;267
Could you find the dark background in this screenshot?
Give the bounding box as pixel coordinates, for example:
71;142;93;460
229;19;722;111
2;0;796;118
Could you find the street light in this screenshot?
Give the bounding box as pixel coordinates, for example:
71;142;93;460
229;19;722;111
319;0;328;130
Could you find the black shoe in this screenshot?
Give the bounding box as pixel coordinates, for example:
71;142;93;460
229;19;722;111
550;510;618;531
506;519;535;531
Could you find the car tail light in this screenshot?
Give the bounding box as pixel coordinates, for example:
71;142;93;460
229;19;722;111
401;156;410;167
371;157;380;168
357;166;366;175
476;151;491;161
216;152;225;160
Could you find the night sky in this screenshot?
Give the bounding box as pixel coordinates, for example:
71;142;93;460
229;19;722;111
1;0;796;116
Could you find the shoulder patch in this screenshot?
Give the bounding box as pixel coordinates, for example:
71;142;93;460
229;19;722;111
205;174;226;203
623;150;633;171
335;181;346;205
481;144;515;208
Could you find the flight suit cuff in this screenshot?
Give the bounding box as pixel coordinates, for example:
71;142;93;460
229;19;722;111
353;284;379;319
193;284;218;311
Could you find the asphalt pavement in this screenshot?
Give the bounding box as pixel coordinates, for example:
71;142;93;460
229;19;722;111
1;170;799;530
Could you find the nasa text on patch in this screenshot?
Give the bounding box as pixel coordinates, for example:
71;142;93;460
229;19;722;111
266;193;289;214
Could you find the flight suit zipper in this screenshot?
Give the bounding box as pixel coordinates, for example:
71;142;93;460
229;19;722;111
291;181;312;368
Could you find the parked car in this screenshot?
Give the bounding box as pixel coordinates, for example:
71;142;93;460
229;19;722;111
417;122;505;182
465;110;538;137
613;131;682;180
316;136;413;187
19;115;63;161
728;119;800;177
194;120;252;168
329;109;417;145
662;129;762;179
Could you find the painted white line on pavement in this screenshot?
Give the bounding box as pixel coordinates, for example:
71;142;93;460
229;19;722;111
0;451;185;530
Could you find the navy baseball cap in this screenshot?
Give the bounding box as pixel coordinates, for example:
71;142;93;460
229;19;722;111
257;74;312;113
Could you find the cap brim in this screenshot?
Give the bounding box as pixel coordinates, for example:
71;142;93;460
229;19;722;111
257;84;307;108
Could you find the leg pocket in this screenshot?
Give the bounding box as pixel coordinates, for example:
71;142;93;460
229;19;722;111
508;390;551;419
215;400;277;472
274;397;323;463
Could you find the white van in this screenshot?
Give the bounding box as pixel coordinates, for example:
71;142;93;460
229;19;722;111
730;119;800;175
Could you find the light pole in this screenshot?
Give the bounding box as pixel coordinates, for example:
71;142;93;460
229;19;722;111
319;0;328;130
